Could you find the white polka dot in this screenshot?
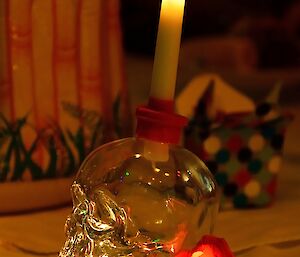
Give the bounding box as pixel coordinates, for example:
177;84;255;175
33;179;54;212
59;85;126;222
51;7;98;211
268;156;283;174
249;134;265;152
244;180;261;198
204;136;221;154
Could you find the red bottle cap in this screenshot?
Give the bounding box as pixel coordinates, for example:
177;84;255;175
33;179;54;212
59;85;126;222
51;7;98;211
136;97;188;144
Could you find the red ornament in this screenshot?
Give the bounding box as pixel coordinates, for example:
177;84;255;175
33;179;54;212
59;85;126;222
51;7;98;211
226;134;244;153
234;168;252;187
175;235;235;257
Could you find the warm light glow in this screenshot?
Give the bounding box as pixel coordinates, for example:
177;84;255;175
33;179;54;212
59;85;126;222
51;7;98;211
199;247;215;257
175;236;234;257
160;0;185;20
191;244;219;257
144;140;169;162
191;251;204;257
172;0;185;6
182;173;189;182
163;224;187;253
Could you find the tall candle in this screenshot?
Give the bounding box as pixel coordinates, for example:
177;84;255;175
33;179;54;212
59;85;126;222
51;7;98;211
150;0;186;100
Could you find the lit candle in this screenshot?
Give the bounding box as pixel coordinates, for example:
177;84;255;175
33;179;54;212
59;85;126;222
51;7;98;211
150;0;186;100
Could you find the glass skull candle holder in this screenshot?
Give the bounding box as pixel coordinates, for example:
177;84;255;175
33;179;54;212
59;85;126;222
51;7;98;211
59;0;222;255
59;104;220;257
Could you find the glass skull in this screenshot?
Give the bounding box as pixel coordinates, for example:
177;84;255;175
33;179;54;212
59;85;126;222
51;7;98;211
59;137;219;257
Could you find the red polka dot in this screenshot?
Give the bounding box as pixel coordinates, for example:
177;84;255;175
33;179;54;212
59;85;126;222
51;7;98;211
267;177;278;198
234;169;252;187
226;134;244;153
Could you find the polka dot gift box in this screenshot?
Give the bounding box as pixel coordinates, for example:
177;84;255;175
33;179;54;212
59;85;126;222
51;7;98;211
177;74;292;209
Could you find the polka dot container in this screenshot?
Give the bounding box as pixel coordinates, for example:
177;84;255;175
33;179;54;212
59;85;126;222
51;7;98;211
184;102;292;209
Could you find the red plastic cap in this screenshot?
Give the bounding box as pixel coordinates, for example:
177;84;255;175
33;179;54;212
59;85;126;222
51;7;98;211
136;98;188;144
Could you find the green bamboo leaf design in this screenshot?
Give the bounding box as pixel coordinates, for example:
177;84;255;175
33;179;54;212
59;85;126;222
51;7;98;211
11;119;43;181
88;119;103;153
45;135;57;178
55;126;76;177
0;137;14;181
0;116;11;181
113;94;122;137
0;131;8;149
0;123;9;145
11;135;23;181
0;113;10;127
0;115;14;181
75;127;85;163
0;114;44;181
1;109;108;181
66;127;85;164
21;134;44;180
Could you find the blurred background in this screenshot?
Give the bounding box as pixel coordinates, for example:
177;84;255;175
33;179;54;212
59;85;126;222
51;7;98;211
121;0;300;105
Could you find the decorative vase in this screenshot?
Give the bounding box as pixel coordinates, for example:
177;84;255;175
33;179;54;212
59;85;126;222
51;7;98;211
0;0;131;213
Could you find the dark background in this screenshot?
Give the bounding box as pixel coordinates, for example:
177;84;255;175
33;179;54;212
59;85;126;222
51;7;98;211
120;0;300;68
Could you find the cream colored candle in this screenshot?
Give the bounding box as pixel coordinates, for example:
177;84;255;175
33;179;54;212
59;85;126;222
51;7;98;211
150;0;186;100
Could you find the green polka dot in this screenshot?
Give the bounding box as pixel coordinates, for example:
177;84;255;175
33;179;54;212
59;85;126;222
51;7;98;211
225;158;241;176
234;193;248;208
239;127;254;141
255;170;273;185
215;149;230;164
215;172;228;186
215;128;230;140
258;147;274;162
248;159;263;174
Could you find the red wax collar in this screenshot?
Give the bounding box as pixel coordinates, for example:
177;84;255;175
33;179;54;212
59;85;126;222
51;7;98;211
136;98;188;144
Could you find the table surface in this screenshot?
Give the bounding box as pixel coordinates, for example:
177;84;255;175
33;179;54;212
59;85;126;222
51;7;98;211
0;56;300;256
0;108;299;256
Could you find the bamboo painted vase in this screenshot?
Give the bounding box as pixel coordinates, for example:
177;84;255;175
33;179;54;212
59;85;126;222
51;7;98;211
0;0;131;213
